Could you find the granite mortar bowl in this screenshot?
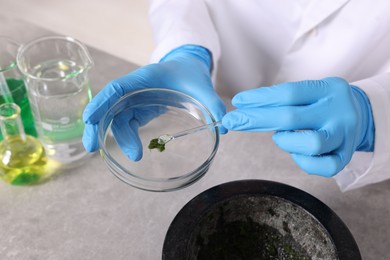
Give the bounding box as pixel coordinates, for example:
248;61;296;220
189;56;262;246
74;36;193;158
163;180;361;260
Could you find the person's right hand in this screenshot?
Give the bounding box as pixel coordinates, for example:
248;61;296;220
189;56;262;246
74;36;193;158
82;45;226;161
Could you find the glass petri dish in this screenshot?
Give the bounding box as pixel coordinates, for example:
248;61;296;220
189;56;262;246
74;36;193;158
98;88;220;192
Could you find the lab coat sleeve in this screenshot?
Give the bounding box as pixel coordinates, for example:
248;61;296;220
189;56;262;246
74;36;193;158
334;73;390;191
148;0;221;68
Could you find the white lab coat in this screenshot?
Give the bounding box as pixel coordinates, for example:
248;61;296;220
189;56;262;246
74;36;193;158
148;0;390;191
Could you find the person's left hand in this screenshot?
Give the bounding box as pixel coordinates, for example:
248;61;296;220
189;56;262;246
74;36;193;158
82;45;226;161
222;77;375;177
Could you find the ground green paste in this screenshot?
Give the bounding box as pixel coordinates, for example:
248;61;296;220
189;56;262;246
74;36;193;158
148;138;166;152
195;218;310;260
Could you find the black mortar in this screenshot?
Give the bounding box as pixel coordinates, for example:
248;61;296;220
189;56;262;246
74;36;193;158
162;180;361;260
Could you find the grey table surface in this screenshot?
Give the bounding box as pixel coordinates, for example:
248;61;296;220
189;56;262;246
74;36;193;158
0;13;389;260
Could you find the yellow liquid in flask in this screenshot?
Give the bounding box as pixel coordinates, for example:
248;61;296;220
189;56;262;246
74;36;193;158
0;135;47;185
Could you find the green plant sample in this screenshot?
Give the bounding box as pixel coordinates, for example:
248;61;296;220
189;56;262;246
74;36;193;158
148;138;166;152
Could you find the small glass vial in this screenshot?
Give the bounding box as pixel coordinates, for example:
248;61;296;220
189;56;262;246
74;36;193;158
0;103;47;185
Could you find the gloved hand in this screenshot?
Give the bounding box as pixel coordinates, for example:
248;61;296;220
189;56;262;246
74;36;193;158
222;77;375;177
82;44;226;160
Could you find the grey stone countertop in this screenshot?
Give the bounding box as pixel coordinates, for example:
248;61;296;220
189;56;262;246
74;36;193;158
0;13;389;260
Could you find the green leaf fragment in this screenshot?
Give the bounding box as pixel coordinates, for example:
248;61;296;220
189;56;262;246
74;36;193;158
148;138;166;152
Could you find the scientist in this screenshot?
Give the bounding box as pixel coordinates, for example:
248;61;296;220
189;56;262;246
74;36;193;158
82;1;390;191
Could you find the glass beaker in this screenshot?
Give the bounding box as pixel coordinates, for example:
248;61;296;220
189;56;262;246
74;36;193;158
16;36;94;167
0;36;37;139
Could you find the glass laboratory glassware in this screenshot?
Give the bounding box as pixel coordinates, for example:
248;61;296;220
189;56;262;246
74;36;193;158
0;36;37;139
99;88;220;192
0;103;47;185
16;36;94;167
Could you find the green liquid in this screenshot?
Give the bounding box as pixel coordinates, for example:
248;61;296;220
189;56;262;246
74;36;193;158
0;79;37;140
40;120;85;143
0;135;47;185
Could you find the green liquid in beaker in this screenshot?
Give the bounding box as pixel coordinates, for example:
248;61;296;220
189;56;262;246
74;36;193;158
0;78;37;140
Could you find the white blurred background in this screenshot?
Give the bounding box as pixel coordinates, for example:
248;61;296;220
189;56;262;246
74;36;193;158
1;0;154;66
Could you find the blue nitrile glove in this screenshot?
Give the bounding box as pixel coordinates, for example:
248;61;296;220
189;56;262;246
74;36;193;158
222;77;375;177
109;104;167;161
82;44;226;160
